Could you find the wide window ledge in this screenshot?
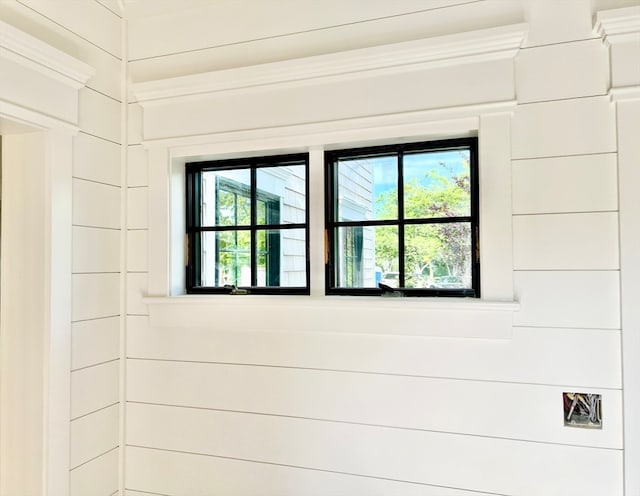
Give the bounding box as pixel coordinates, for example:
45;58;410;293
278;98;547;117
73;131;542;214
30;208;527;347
143;296;519;339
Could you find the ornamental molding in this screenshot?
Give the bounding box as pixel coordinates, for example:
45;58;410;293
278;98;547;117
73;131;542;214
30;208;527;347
132;23;527;105
596;6;640;100
595;6;640;45
0;19;95;89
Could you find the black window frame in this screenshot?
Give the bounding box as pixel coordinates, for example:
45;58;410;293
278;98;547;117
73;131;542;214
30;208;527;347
185;153;310;295
325;137;480;297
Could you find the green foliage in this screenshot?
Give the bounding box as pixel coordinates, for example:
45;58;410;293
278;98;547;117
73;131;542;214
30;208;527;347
374;165;471;286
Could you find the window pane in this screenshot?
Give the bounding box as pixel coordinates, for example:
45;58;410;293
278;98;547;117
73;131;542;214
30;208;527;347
336;155;397;221
403;149;471;219
256;165;306;225
256;228;306;287
335;225;398;288
200;230;251;287
404;223;472;289
201;169;251;226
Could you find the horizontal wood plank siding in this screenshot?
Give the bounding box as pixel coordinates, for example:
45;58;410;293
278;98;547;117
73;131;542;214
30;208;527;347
513;212;619;270
126;446;500;496
70;404;119;469
127;359;622;449
127;403;622;496
70;448;119;496
127;318;622;389
512;153;618;215
71;360;119;420
123;1;625;495
72;316;120;371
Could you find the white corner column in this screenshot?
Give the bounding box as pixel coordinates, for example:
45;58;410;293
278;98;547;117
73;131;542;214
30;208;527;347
0;129;73;496
0;20;94;496
43;128;74;495
617;96;640;496
597;7;640;495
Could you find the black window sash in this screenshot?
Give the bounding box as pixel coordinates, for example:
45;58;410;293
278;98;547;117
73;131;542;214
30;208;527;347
185;154;310;294
325;138;479;297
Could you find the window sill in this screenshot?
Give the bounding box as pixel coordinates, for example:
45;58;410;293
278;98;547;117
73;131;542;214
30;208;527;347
143;295;519;339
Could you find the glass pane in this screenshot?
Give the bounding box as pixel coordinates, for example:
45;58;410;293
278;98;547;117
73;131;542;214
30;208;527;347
201;169;251;226
200;230;251;287
335;225;398;288
336;155;397;222
403;149;471;219
256;165;306;225
256;228;306;287
404;223;472;289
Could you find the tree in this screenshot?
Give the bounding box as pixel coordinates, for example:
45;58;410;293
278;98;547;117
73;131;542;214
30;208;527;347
374;162;471;287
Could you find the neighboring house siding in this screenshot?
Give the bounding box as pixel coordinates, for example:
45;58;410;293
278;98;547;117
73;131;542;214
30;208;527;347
199;165;307;287
337;159;376;287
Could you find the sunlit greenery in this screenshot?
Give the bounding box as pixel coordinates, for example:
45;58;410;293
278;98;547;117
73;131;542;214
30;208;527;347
374;161;471;287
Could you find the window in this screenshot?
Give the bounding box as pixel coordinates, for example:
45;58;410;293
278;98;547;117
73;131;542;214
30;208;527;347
185;154;309;294
325;138;479;297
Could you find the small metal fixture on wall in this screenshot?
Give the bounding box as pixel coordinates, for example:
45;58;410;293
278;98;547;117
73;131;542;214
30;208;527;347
563;392;602;429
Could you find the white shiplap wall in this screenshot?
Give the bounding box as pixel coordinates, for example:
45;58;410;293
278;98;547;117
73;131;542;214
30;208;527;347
127;0;524;83
123;1;632;496
0;1;123;494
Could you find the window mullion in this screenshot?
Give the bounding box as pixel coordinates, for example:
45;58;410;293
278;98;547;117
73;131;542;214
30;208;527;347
471;139;481;297
250;166;257;288
313;148;329;296
397;150;405;288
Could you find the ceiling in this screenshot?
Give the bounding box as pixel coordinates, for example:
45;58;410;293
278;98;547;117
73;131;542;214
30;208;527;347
120;0;640;21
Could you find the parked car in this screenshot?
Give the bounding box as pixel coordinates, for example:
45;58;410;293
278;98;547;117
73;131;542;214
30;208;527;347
380;271;399;287
428;276;465;289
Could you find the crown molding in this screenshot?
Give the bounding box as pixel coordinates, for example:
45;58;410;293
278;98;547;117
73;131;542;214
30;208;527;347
595;6;640;45
132;23;527;104
0;20;95;89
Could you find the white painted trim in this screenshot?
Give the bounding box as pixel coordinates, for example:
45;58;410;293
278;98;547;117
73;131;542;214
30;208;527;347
0;130;73;496
148;147;171;296
43;129;74;496
0;99;79;133
308;148;324;297
478;112;513;300
144;105;517;340
0;20;95;88
140;29;520;340
143;100;515;152
616;90;640;496
144;296;518;339
595;6;640;44
131;24;526;103
0;20;90;496
597;8;640;490
145;295;519;312
119;14;128;496
610;86;640;102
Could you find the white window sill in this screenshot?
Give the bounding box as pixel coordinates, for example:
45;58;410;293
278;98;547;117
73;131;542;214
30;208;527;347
143;295;519;339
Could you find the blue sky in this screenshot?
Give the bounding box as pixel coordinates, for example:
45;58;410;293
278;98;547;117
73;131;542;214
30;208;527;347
372;149;470;199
